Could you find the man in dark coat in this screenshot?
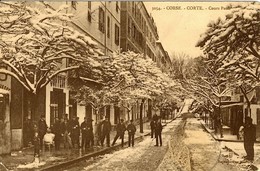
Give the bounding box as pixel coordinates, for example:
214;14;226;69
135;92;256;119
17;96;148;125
70;116;80;148
38;115;47;149
150;119;156;138
244;117;256;161
96;120;102;146
52;117;62;150
61;118;72;149
101;117;111;147
127;120;136;147
81;117;88;149
155;118;163;146
112;119;126;147
86;118;94;148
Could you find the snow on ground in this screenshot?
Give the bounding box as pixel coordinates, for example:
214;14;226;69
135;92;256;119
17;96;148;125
184;118;214;145
83;120;179;171
184;130;214;145
221;141;260;167
17;160;46;169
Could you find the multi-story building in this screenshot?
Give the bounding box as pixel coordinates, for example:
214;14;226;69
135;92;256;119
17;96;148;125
66;1;121;125
156;42;172;74
120;2;169;121
120;2;158;60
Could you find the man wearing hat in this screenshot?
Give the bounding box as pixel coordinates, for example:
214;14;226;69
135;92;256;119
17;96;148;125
38;115;47;149
70;115;80;148
112;119;126;147
81;117;88;149
101;117;111;147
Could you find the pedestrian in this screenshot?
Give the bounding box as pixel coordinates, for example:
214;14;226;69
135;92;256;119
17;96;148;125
112;119;126;147
61;119;72;149
76;117;81;147
81;117;88;149
127;120;136;147
86;118;94;148
23;116;33;147
38;115;47;149
70;115;80;148
150;119;156;138
101;117;111;147
63;113;69;122
155;118;163;146
89;119;95;147
52;118;62;150
96;120;102;146
243;117;256;161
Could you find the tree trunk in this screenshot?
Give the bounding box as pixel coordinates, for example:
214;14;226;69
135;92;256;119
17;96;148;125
29;92;38;121
239;86;251;117
140;99;145;133
127;109;130;121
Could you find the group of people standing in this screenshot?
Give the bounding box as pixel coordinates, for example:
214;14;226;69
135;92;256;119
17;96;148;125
23;114;141;158
111;119;136;147
150;114;163;146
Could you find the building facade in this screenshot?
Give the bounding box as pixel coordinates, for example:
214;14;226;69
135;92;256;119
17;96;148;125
220;86;260;138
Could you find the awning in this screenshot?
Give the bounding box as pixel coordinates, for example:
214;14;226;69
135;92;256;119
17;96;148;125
220;102;244;108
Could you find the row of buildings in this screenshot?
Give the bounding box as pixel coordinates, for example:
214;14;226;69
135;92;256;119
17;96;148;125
0;2;173;154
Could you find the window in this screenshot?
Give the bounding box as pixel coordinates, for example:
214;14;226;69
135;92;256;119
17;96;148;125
87;2;91;22
71;1;77;9
107;16;110;38
115;24;120;45
116;1;119;13
128;18;131;36
132;2;134;14
98;7;105;33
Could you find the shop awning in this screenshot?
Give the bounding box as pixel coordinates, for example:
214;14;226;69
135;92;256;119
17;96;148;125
220;102;244;108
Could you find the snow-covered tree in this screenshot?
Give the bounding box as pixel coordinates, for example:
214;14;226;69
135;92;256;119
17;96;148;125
0;2;102;115
196;3;260;62
180;56;234;121
196;2;260;116
72;51;178;132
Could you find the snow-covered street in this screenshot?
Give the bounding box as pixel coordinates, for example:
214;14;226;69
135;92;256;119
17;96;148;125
66;119;182;171
65;114;260;171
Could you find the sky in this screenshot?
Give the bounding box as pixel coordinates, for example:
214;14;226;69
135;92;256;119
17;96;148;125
144;2;247;58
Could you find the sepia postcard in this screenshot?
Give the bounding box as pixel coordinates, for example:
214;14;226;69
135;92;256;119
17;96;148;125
0;1;259;171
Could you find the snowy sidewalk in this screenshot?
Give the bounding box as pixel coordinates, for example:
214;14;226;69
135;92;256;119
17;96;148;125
221;142;260;170
200;118;260;170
